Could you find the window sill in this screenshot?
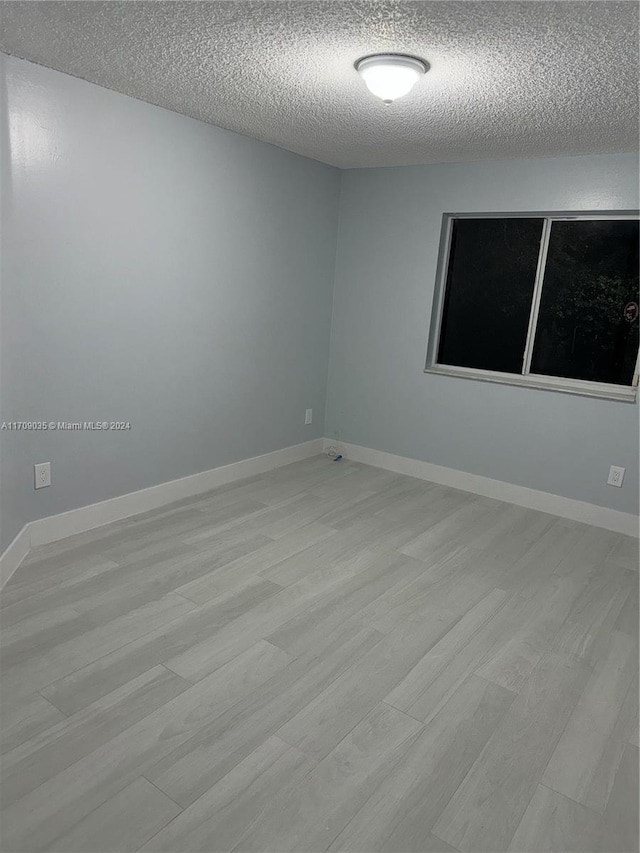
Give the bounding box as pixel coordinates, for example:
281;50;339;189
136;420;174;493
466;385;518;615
424;364;638;403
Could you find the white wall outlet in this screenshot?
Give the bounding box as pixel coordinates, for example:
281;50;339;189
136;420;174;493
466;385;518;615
305;408;313;425
34;462;51;489
607;465;625;487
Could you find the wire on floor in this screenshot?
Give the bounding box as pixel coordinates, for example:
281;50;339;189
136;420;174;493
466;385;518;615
325;431;342;461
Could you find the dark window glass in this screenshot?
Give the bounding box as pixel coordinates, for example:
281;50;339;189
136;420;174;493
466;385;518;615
438;218;544;373
530;221;639;386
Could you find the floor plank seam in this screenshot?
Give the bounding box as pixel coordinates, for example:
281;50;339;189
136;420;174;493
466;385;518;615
157;663;194;687
29;602;205;697
35;689;71;718
470;670;520;695
430;827;464;853
169;590;204;608
537;781;605;816
45;775;138;853
378;698;426;727
141;773;186;812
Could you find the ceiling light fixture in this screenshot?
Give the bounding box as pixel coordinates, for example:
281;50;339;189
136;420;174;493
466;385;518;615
355;53;429;104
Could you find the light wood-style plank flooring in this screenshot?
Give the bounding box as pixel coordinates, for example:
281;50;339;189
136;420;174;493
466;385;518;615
1;456;638;853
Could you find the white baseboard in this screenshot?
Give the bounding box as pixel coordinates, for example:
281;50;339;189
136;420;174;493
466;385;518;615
3;433;636;591
0;438;324;589
329;439;639;538
0;525;31;590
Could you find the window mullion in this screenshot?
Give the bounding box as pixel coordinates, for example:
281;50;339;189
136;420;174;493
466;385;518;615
521;218;552;376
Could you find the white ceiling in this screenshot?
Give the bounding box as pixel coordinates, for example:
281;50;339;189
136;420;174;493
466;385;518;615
0;1;637;169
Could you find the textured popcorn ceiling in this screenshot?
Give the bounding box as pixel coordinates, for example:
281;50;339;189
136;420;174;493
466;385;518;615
0;1;637;168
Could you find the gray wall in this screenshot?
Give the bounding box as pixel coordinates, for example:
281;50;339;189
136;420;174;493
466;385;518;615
325;153;639;515
0;55;340;551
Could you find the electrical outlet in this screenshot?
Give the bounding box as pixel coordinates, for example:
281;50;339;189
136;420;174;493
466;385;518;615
305;408;313;425
607;465;625;488
34;462;51;489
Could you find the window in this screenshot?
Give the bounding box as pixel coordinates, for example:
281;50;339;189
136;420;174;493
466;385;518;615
426;214;640;401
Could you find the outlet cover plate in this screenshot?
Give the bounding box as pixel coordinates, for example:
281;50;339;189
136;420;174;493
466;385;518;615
607;465;625;487
34;462;51;489
305;408;313;425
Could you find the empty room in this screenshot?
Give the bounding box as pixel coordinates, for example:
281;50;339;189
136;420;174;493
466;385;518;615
0;2;638;852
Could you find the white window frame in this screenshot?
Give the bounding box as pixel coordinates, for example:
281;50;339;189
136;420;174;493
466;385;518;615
425;211;640;403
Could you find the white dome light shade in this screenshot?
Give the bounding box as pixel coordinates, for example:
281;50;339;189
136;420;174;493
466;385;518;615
356;54;428;103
